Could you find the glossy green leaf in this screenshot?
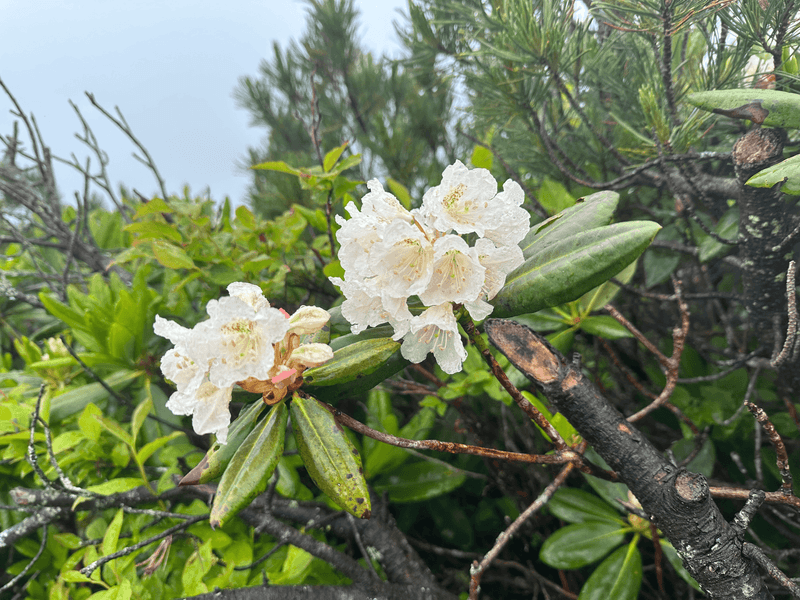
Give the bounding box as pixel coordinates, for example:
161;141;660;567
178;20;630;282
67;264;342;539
687;89;800;129
539;522;626;569
492;221;661;317
92;413;133;447
371;461;467;503
180;400;267;485
210;402;287;528
328;324;396;350
578;542;642;600
521;190;619;259
303;337;400;386
290;393;371;518
579;316;634;339
747;154;800;194
548;489;623;524
579;258;637;313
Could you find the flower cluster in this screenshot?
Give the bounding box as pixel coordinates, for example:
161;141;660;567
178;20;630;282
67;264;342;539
154;282;333;443
331;161;530;374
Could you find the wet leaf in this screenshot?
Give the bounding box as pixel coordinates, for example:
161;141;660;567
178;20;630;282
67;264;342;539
290;393;371;518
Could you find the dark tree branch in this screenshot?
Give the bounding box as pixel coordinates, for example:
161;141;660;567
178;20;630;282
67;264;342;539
486;319;773;600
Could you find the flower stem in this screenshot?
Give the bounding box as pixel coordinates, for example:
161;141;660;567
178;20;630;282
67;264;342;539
460;313;568;450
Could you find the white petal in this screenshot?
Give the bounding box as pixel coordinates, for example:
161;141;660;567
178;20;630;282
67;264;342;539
400;303;467;374
190;382;234;444
227;282;271;311
419;235;486;306
369;220;434;298
482;180;531;247
474;237;525;300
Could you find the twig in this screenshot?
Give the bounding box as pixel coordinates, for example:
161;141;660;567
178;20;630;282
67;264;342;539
743;543;800;599
322;399;579;466
746;402;794;497
80;513;207;576
468;462;575;600
0;524;48;594
85;92;168;202
27;385;52;487
461;313;568;449
771;260;798;369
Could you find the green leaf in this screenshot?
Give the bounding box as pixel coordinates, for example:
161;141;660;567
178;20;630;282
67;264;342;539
39;293;85;332
386;178;412;209
50;370;140;422
470;144;493;170
293;204;328;231
579;316;634;340
136;430;184;465
93;414;133;447
61;570;95;584
521;190;619;259
538;177;576;216
123;221;182;243
290;393;371;518
303;338;400;386
578;542;642;600
102;509;124;557
251;160;302;175
548;489;623;524
539;522;627;569
687;89;800;129
85;478;144;496
372;461;467;503
210;402;287;528
131;397;152;447
151;240;195;270
323;142;348;172
579;258;637;313
78;403;104;442
493;222;661;317
268;545;314;585
747;154;800;194
235;205;256;229
180;400;267;485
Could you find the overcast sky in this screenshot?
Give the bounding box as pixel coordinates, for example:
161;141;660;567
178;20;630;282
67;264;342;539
1;0;408;206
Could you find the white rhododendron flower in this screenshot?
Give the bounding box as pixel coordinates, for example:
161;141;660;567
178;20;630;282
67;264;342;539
155;282;333;443
331;161;531;373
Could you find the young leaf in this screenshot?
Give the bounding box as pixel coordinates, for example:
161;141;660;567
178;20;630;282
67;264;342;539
290;393;371;518
101;509;124;557
210;401;288;528
323;142;348;172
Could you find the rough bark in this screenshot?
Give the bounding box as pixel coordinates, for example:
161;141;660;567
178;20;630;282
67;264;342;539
485;318;773;600
733;127;789;345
